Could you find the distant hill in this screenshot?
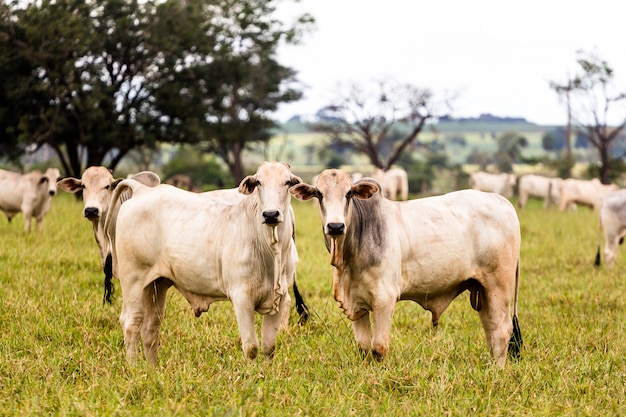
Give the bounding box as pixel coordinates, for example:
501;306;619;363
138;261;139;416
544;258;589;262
279;113;558;134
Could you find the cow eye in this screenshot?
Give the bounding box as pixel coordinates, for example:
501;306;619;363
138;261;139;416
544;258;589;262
104;185;110;190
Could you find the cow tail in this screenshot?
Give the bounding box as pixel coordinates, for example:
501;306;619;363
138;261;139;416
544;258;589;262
293;280;310;325
508;259;523;359
103;253;114;305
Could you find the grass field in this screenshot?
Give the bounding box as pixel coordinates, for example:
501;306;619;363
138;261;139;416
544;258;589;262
1;191;625;415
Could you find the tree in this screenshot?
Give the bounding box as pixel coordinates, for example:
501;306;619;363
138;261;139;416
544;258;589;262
493;131;528;173
311;80;448;171
0;0;313;181
554;50;626;183
148;0;313;182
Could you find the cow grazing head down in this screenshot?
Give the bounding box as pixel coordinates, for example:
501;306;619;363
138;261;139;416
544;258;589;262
239;161;301;226
290;169;379;237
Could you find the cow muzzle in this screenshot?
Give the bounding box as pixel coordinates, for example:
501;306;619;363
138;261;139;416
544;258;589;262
262;210;281;225
84;207;100;219
326;222;345;236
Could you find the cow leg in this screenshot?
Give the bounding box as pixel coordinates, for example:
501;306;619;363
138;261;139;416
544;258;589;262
604;232;620;267
351;312;372;357
141;279;171;365
119;283;145;364
261;294;289;359
231;295;259;359
371;300;395;361
477;288;513;369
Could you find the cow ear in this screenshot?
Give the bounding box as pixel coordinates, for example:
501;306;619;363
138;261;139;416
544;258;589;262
238;175;257;195
111;178;124;190
288;175;302;187
289;183;317;201
57;177;82;193
352;182;379;200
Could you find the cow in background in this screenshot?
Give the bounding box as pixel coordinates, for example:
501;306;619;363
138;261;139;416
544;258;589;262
0;167;62;232
105;162;302;364
57;167;161;303
558;178;619;211
595;189;626;267
290;169;522;368
517;174;563;209
372;168;409;200
469;171;516;198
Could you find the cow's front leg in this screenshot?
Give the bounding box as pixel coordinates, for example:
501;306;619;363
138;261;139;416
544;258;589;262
371;299;395;361
351;311;372;357
232;295;259;359
261;296;289;359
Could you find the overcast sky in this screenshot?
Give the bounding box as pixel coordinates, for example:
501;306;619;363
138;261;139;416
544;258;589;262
274;0;626;125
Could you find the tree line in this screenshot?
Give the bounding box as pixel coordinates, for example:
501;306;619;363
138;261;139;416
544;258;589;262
0;0;313;182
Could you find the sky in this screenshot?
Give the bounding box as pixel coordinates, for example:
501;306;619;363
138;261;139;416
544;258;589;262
274;0;626;126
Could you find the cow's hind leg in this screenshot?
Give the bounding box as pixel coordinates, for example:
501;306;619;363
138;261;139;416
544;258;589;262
119;283;145;364
141;278;171;365
477;285;514;368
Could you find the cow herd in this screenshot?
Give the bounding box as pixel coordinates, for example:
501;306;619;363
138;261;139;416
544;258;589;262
2;163;625;368
470;171;626;267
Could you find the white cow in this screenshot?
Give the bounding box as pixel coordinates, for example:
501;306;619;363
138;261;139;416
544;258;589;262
290;169;522;368
595;189;626;267
558;178;619;211
0;167;62;232
469;171;516;198
57;167;161;303
517;174;563;209
105;161;301;364
372;168;409;200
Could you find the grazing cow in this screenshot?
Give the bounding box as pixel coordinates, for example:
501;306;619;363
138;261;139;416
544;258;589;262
595;189;626;267
469;171;516;198
290;169;522;368
558;178;619;211
105;162;302;364
372;168;409;200
517;174;563;209
57;167;161;302
0;167;62;232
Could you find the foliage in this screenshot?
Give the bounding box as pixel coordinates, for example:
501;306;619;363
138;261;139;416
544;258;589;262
161;146;234;190
0;0;313;181
1;194;626;415
310;79;447;170
552;50;626;184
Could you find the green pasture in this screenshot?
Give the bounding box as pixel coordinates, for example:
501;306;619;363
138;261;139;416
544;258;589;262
1;191;625;415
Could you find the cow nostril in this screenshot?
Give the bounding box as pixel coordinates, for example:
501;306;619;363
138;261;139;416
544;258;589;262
84;207;99;219
327;222;345;235
49;191;55;196
262;210;280;224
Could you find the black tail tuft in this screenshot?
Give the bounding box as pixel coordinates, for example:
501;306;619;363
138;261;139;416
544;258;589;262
594;245;601;267
293;281;310;325
103;253;114;305
508;315;523;359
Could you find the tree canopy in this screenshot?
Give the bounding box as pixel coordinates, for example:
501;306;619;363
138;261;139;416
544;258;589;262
552;50;626;183
311;80;449;171
0;0;313;180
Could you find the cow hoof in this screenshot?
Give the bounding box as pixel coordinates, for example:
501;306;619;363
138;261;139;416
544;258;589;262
244;345;258;360
372;350;386;362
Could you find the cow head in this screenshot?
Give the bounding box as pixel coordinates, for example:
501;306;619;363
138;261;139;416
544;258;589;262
39;167;63;196
239;161;301;226
290;169;379;238
57;166;117;220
